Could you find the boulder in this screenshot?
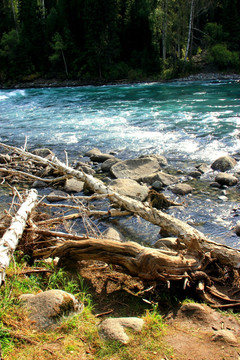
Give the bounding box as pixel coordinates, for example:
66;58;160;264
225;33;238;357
151;180;164;191
215;173;238;186
101;158;121;172
211;330;238;345
141;171;178;187
32;148;54;158
85;148;116;163
99;317;144;344
235;221;240;236
188;170;201;178
19;289;83;330
110;178;149;201
64;178;84;193
196;163;209;174
84;148;102;157
47;190;68;202
211;156;237;172
110;157;161;180
154;237;185;251
139;154;168;167
171;183;193;195
75;162;95;175
102;227;125;242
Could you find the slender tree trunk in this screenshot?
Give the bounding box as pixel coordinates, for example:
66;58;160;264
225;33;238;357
162;0;168;63
184;0;194;62
61;49;69;78
11;0;19;38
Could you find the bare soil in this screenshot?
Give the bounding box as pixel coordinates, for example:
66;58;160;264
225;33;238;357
76;260;240;360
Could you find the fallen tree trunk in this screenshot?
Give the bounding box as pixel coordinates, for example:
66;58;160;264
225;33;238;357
36;237;204;281
0;189;38;285
1;143;240;269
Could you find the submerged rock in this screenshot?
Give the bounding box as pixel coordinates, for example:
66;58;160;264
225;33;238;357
110;178;149;201
171;183;193;195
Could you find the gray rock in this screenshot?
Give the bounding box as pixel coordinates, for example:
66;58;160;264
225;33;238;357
102;227;125;242
171;183;193;195
141;171;178;187
47;190;68;202
90;153;116;163
32;148;54;158
154;237;185;251
19;289;83;330
99;317;144;344
64;178;84;193
211;330;238;345
140;154;168;167
196;163;209;174
75;162;95;175
211;156;237;172
215;172;238;186
85;148;116;163
110;178;149;201
101;158;121;172
235;221;240;236
84;148;102;157
188;170;201;178
32;180;47;188
110;157;161;180
151;180;163;191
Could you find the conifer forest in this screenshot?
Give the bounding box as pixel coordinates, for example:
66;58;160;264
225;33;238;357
0;0;239;83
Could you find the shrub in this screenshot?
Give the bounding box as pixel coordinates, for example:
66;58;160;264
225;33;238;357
208;43;239;69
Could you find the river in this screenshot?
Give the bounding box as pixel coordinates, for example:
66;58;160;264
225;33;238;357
0;79;240;247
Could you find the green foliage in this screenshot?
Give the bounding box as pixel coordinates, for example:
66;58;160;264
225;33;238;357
0;0;240;82
208;43;239;69
204;22;226;46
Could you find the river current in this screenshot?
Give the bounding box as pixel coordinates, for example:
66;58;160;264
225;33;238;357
0;79;240;247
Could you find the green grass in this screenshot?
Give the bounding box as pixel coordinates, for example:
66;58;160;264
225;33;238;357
0;257;173;360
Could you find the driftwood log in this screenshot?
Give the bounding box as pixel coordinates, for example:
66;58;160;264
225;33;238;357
0;189;38;285
1;142;240;269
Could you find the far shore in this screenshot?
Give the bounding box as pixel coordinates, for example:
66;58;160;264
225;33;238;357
0;72;240;90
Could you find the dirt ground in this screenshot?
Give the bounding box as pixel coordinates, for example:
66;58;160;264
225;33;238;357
76;260;240;360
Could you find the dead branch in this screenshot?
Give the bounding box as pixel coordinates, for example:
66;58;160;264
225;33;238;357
1;143;240;269
0;189;38;285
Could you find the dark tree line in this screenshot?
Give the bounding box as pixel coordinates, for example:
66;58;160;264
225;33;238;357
0;0;239;83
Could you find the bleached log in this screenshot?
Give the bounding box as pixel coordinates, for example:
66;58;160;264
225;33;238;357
40;237;204;281
0;189;38;285
1;143;240;269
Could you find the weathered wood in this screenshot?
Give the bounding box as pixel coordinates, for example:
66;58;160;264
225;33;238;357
1;143;240;269
0;189;38;285
47;238;204;281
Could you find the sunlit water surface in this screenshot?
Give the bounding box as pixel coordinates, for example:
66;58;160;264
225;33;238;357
0;80;240;247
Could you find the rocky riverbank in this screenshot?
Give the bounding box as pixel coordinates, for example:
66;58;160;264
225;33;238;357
1;143;240;243
0;72;239;89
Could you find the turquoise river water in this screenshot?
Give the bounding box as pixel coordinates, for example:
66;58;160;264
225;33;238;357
0;79;240;247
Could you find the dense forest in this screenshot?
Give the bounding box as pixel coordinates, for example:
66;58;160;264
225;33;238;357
0;0;240;84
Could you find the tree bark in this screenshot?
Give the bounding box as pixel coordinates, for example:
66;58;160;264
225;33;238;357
184;0;194;62
0;189;38;285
